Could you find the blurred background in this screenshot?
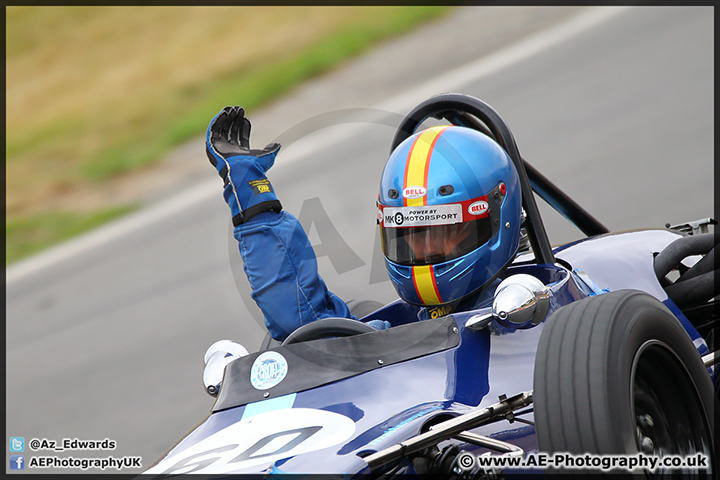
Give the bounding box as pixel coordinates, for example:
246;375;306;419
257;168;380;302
6;6;713;474
5;6;448;264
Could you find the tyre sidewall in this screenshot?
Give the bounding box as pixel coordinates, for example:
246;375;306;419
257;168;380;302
534;290;715;461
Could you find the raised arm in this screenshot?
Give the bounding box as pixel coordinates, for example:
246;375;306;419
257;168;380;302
205;106;357;341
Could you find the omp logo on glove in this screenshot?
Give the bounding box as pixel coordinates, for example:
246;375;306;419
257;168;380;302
249;179;274;195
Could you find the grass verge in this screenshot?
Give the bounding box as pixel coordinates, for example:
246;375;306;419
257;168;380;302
6;206;138;264
6;6;451;265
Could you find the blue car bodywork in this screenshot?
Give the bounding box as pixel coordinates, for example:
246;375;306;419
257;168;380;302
145;228;709;476
145;95;715;477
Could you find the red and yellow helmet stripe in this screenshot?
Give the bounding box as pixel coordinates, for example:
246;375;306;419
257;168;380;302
403;126;451;207
412;264;443;305
402;125;451;304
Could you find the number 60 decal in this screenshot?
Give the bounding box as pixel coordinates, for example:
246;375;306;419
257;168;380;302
145;408;356;476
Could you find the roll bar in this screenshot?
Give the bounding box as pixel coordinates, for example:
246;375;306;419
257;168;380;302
391;94;609;264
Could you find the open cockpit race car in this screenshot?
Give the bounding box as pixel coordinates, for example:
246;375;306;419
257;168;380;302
145;94;717;478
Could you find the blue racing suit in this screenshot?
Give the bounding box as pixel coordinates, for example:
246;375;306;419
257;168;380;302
206;106;388;341
233;209;358;340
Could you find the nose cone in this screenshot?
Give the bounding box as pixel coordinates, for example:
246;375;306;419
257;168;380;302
493;283;536;326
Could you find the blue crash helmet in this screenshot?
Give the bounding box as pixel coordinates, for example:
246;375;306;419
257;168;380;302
378;125;522;306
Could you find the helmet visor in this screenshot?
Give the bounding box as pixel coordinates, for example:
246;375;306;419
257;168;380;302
381;216;493;266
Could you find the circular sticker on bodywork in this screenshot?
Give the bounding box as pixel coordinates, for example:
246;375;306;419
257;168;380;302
251;352;288;390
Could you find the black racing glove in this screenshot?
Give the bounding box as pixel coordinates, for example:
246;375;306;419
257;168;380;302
205;106;282;225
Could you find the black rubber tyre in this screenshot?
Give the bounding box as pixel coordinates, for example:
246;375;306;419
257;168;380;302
534;290;715;476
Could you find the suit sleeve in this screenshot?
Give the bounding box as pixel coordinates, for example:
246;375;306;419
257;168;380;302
234;210;354;341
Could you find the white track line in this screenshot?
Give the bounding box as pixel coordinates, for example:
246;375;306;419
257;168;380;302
6;6;628;284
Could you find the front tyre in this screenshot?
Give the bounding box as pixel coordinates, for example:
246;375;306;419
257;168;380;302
533;290;715;477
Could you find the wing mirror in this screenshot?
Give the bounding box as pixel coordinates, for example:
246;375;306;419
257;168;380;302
466;274;551;331
202;340;249;397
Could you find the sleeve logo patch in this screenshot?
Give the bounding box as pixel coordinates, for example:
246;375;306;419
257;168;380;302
250;352;288;390
248;179;274;195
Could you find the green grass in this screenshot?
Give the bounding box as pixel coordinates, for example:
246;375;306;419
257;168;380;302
6;6;451;265
6;206;138;264
85;7;450;180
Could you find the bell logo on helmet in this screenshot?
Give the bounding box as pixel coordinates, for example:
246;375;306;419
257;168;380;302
468;201;489;216
403;186;427;199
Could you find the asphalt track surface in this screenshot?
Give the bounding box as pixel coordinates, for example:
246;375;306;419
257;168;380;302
5;7;713;474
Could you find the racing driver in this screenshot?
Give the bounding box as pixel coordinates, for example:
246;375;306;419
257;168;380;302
206;106;522;341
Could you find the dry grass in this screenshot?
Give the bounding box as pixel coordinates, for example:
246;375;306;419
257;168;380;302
8;7;393;138
6;6;450;264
